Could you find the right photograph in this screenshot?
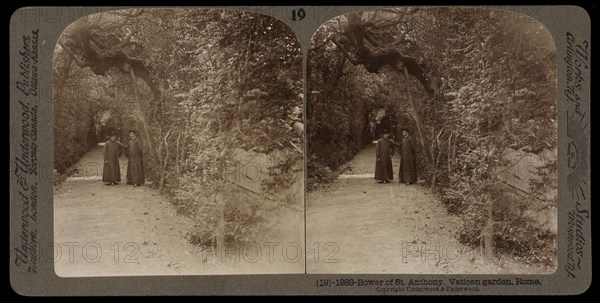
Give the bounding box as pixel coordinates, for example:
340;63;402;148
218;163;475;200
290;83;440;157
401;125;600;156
306;8;557;274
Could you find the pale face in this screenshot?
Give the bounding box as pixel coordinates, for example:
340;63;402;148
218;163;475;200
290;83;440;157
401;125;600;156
383;133;389;139
110;135;117;141
129;132;135;139
402;130;408;137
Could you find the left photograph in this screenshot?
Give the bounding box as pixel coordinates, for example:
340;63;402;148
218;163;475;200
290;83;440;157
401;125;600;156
52;9;304;276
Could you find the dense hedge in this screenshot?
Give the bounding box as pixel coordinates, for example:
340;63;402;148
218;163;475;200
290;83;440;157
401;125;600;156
53;62;103;174
53;10;303;249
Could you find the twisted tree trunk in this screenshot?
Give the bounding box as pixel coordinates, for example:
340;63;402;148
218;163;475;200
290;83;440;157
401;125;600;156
402;68;433;164
332;11;436;166
332;12;434;94
129;68;159;164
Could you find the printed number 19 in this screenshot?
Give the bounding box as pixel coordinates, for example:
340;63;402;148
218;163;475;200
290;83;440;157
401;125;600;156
292;8;306;21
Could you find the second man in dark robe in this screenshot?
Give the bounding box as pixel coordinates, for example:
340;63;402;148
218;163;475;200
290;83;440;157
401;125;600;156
119;130;145;187
398;128;418;185
375;130;399;183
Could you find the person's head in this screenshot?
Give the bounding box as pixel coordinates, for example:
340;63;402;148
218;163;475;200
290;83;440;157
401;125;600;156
129;130;137;139
382;129;390;139
402;128;410;138
109;131;117;141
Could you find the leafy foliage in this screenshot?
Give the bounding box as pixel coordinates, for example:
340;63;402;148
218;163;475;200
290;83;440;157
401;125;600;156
308;8;557;264
54;9;302;248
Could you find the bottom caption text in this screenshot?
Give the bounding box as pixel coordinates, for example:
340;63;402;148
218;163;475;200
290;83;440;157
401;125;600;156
315;278;542;294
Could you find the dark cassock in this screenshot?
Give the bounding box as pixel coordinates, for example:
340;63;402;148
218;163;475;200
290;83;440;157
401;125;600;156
102;139;121;183
126;137;145;186
375;137;398;182
398;135;418;184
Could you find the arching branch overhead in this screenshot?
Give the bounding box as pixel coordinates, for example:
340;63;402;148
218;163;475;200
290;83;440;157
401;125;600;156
58;15;162;100
331;11;434;94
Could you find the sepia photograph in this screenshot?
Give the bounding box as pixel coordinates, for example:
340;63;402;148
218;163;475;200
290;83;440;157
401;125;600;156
306;8;558;274
9;4;592;296
52;8;304;276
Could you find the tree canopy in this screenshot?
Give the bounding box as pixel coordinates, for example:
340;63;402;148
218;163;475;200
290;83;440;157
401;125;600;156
307;8;557;264
54;9;303;247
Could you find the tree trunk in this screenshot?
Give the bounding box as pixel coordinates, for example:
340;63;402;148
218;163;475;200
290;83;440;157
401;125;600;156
430;128;444;189
480;194;495;259
159;129;171;192
215;192;226;252
430;139;437;188
447;131;455;173
128;68;159;165
403;68;433;164
54;56;74;99
175;133;181;176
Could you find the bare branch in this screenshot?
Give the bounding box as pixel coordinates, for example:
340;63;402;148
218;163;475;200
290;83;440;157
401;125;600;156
331;37;361;66
57;40;87;68
100;21;128;32
379;8;404;14
378;7;418;15
335;17;343;31
117;31;140;49
288;141;302;154
370;15;406;30
391;28;415;47
369;11;378;23
97;10;144;32
108;9;144;17
363;33;380;48
309;37;331;52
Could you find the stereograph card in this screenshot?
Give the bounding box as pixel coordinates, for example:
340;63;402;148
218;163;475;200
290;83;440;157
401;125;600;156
9;5;591;295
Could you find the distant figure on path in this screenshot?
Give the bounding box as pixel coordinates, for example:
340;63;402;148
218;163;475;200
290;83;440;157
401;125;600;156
102;131;121;185
398;128;417;185
375;129;399;184
119;130;145;187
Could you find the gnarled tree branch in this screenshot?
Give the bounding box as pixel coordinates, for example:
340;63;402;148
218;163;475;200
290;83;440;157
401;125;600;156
333;12;433;94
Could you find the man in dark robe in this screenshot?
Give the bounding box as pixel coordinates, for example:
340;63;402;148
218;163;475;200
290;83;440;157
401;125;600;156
102;132;121;185
398;128;417;185
374;130;399;183
119;130;145;187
